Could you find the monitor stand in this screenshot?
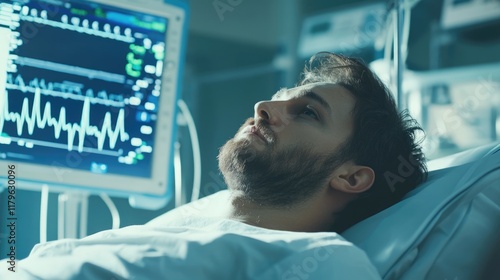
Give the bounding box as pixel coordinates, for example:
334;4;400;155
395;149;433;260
57;191;88;239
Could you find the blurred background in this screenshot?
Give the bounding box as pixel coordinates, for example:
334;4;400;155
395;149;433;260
1;0;499;259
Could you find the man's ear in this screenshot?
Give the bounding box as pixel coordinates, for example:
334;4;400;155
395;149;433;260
329;163;375;194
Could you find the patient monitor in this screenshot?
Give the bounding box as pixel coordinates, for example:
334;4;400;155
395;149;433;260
0;0;188;207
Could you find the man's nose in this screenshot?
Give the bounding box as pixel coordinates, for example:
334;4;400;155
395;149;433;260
254;101;286;126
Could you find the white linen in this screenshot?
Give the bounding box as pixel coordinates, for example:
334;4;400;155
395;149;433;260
1;216;380;279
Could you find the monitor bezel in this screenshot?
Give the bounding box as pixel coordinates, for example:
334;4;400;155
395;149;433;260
0;0;188;197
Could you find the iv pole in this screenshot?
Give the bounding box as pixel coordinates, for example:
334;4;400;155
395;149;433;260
393;0;405;112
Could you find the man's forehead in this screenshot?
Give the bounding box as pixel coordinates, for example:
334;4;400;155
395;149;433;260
271;82;344;100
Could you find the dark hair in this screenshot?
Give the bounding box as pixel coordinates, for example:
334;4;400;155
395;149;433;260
298;52;428;232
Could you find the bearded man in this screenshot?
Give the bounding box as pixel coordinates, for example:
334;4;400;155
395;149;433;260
219;52;427;233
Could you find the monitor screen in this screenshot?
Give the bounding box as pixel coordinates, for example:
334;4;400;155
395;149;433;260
0;0;187;198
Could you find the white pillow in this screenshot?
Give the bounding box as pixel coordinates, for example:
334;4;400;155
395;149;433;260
342;143;500;279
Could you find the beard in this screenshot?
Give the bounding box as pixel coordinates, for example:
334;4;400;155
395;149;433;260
218;120;346;207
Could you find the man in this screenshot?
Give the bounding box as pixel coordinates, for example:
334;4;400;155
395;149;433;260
0;53;426;279
219;52;427;233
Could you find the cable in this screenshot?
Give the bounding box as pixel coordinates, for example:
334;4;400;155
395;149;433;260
99;193;120;229
39;184;49;243
177;99;202;202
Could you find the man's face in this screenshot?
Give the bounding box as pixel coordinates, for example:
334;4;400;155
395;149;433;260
218;82;356;206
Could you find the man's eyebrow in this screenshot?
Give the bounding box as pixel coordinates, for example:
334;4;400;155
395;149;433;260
272;88;333;116
298;90;332;116
271;87;287;100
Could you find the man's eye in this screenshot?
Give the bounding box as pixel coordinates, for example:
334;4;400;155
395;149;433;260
301;106;319;120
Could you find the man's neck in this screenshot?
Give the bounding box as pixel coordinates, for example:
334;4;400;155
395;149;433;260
225;189;338;232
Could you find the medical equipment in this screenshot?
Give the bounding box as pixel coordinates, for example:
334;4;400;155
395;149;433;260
367;0;500;159
441;0;500;30
297;2;387;59
0;0;188;202
0;0;190;241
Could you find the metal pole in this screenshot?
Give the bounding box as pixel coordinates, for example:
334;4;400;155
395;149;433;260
394;0;405;111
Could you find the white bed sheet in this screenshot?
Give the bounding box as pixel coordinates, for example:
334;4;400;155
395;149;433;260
0;215;380;279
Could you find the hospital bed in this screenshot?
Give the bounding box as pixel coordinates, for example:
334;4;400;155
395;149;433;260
343;142;500;279
1;143;499;279
148;142;500;279
150;143;500;280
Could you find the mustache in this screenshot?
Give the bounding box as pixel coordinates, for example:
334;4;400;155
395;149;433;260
242;117;275;143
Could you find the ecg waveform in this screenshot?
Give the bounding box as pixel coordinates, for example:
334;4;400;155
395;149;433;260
0;87;130;153
6;74;125;107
